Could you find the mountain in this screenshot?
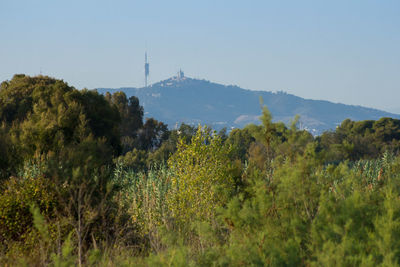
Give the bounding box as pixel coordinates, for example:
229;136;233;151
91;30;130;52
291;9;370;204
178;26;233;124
96;75;400;134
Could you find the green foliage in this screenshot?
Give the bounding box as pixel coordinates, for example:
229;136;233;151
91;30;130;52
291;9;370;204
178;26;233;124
115;148;148;170
51;232;76;267
0;161;62;266
147;245;192;267
30;204;49;242
112;163;172;252
0;123;20;180
5;75;400;265
308;153;400;266
319;117;400;162
225;128;255;163
245;105;314;168
167;126;234;225
214;144;320;266
147;123;197;166
136;118;169;151
105;91;144;154
0;75;121;178
0;163;57;245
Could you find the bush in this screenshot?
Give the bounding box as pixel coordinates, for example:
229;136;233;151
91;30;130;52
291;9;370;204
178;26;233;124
0;161;59;262
167;126;234;226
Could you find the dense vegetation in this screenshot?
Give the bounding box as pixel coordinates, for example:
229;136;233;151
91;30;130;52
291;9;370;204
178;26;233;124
2;75;400;266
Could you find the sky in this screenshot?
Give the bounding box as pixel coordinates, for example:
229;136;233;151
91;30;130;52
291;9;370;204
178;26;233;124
1;0;399;112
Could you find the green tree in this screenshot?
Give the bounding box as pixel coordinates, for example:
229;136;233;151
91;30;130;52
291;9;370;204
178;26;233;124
105;92;144;153
147;123;196;166
0;75;121;164
167;126;234;225
225;128;255;163
136;118;169;151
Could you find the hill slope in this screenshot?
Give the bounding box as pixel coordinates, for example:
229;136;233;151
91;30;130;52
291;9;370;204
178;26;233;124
97;75;399;134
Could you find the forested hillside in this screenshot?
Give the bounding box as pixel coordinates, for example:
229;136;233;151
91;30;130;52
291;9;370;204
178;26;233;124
2;75;400;266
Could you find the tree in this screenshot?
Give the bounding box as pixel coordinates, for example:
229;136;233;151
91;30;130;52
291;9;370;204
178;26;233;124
0;75;125;265
147;123;196;165
318;117;400;162
105;91;143;143
136;118;169;151
167;126;234;225
0;75;121;163
226;128;255;163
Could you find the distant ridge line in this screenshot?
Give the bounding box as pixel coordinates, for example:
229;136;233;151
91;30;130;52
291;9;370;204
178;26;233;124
96;76;400;134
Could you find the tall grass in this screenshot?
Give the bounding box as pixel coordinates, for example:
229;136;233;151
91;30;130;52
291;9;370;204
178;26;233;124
113;163;173;253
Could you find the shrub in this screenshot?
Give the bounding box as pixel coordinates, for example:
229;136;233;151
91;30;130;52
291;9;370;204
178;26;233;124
167;126;234;226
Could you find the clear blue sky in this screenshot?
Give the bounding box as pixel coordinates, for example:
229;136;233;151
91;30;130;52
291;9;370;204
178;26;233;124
1;0;399;112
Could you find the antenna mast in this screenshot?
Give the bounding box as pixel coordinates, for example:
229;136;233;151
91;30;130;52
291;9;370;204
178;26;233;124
144;52;150;87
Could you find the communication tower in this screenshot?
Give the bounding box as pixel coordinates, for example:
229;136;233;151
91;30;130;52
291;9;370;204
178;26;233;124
177;69;184;80
144;52;150;87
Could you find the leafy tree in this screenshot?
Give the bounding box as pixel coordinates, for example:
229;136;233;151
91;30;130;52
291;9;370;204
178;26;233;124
136;118;169;151
225;128;255;163
116;148;148;170
167;126;234;225
147;123;196;166
319;117;400;162
0;75;121;164
0;75;128;265
105;92;144;153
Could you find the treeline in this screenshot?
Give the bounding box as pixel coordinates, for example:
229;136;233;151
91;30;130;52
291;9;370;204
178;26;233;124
1;75;400;266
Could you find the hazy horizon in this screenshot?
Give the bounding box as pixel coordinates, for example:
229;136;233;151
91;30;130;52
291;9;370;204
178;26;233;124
1;0;399;113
